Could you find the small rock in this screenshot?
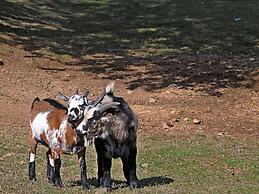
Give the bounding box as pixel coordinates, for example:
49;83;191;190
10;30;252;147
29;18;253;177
63;78;70;82
149;98;157;103
218;132;225;136
166;121;174;127
236;74;243;78
184;118;191;122
249;57;255;62
106;67;113;73
162;123;169;129
127;90;133;94
193;119;202;124
233;17;241;21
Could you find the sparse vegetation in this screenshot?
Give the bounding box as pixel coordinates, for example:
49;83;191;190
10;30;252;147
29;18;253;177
0;127;258;193
0;0;258;193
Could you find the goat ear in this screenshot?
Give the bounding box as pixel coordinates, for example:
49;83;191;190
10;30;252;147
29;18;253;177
57;92;70;102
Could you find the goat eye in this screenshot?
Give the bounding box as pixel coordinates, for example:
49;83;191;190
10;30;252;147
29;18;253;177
71;108;79;115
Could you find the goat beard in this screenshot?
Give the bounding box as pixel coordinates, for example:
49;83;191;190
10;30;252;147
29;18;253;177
85;122;103;138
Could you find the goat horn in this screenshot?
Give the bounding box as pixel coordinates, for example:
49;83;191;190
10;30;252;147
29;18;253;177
75;89;79;94
93;89;106;107
84;91;90;97
57;92;70;102
98;102;120;113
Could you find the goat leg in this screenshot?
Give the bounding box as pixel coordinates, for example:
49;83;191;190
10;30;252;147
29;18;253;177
95;139;104;185
46;149;52;182
127;147;139;189
53;157;63;187
49;150;63;187
28;131;38;183
78;147;89;190
100;157;112;188
121;156;130;182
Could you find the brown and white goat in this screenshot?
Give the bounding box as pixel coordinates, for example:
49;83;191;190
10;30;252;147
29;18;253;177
28;97;118;189
66;82;140;189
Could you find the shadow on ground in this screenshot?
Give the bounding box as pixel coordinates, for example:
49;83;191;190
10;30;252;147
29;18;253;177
67;176;174;189
0;0;258;94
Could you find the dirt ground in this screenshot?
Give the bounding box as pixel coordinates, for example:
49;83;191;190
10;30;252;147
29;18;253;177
0;43;258;140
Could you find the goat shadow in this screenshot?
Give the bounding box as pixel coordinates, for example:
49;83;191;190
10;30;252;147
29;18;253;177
67;176;174;189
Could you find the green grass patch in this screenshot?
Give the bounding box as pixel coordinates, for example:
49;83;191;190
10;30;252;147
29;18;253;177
0;125;258;193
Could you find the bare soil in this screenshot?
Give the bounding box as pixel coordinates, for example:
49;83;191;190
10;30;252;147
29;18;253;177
0;43;258;139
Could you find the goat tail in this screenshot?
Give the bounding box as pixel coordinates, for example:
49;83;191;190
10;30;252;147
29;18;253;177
105;81;115;95
31;97;40;110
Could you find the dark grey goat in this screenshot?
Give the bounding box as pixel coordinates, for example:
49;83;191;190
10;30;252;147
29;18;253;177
66;82;139;189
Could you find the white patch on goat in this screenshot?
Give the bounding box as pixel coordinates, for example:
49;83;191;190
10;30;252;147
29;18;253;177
49;155;54;167
60;118;67;131
101;95;113;104
59;118;68;149
46;119;68;151
29;153;36;163
68;94;86;120
31;111;50;141
84;136;93;146
97;117;111;139
99;130;109;139
48;130;58;149
76;107;97;134
69;94;85;107
49;130;64;150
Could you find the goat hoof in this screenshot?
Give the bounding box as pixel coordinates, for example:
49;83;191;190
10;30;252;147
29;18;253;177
54;179;63;187
100;177;112;188
82;183;90;190
29;177;37;184
129;180;139;189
